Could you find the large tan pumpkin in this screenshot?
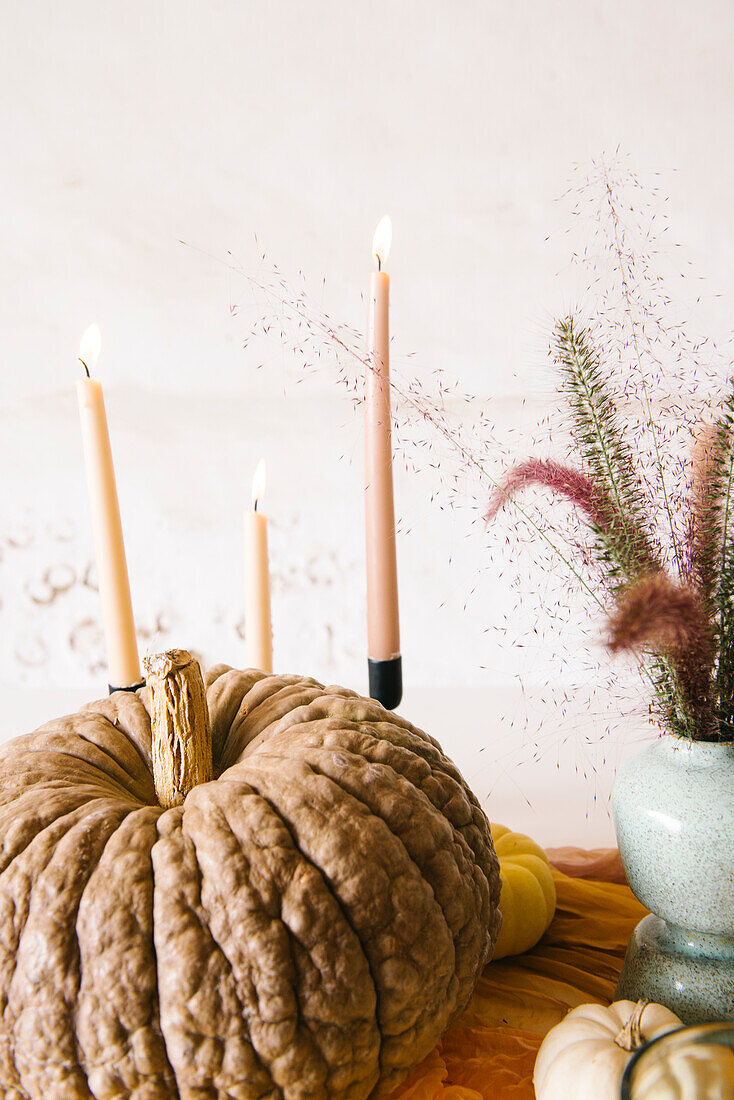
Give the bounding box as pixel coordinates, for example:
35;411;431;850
0;656;501;1100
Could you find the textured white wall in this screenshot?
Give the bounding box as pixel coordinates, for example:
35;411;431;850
1;0;733;839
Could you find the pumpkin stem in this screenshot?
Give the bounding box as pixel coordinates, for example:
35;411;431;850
144;649;213;809
614;999;650;1052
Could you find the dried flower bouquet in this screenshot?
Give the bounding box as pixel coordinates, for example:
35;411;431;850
488;316;734;742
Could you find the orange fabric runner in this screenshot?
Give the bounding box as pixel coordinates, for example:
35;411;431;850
385;849;646;1100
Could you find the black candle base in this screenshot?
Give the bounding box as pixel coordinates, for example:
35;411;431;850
368;656;402;710
108;681;146;696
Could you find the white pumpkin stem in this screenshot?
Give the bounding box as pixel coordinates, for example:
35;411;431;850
614;999;650;1052
144;649;213;809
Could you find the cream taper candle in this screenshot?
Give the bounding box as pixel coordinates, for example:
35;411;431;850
75;324;141;691
365;216;402;709
244;458;273;673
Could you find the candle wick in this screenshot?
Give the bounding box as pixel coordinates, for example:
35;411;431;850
377;256;382;272
78;357;91;379
253;499;258;512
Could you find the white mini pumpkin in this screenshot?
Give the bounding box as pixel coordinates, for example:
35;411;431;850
533;999;683;1100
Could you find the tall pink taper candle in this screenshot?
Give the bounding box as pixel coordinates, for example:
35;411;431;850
244;458;273;673
75;324;142;691
365;216;402;709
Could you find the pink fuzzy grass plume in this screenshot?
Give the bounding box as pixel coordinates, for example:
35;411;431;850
607;571;716;727
684;421;727;600
485;458;662;576
607;573;713;656
485;458;624;542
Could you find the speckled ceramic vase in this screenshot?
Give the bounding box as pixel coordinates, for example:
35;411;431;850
613;735;734;1023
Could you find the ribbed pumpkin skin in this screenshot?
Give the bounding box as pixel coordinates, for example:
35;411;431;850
533;1000;683;1100
0;667;501;1100
490;823;556;959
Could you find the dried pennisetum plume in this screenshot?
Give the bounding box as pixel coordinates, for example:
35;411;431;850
486;460;611;529
607;572;717;736
607;573;712;657
485;456;660;581
685;420;733;601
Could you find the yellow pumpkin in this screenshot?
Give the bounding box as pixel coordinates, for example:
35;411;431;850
490;823;557;958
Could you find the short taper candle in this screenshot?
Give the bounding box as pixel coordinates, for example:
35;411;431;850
244;459;273;673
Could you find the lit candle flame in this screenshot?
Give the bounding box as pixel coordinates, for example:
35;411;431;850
79;324;102;375
372;215;392;269
251;458;267;511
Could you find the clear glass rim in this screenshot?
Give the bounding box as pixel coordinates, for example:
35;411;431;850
620;1022;734;1098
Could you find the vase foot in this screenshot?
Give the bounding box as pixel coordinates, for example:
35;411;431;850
617;915;734;1024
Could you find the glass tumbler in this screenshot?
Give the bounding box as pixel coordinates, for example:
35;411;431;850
621;1022;734;1099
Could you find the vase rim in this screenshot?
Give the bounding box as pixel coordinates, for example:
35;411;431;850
657;732;734;760
658;730;734;741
